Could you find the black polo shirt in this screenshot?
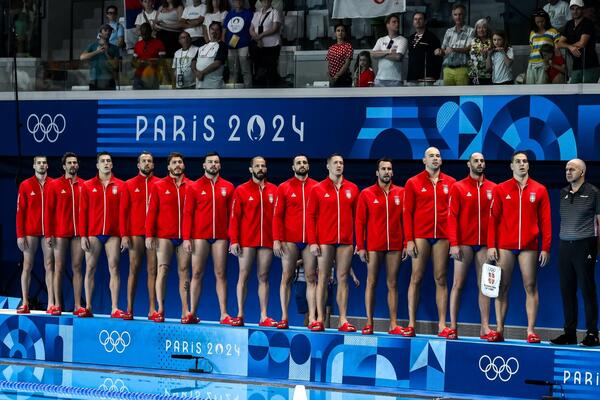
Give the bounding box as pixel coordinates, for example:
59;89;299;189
561;18;599;71
559;182;600;241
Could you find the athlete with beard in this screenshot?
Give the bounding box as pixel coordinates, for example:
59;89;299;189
146;152;193;323
182;152;235;324
272;155;318;329
120;151;160;320
355;158;406;335
229;156;278;327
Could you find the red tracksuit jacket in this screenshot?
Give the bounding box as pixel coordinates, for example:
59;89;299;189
44;176;84;238
272;176;318;243
228;179;278;248
487;177;552;252
79;175;126;237
355;183;404;251
306;177;359;245
121;174;160;236
16;175;53;238
182;175;234;240
403;170;456;241
146;176;190;239
447;175;496;247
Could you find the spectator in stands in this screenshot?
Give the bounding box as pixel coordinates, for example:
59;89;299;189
435;4;474;86
526;9;559;84
407;11;442;85
181;0;206;47
155;0;184;58
135;0;158;36
173;31;199;88
193;21;228;88
544;0;571;30
487;30;514;84
255;0;283;14
224;0;253;87
80;24;120;90
250;0;282;88
540;43;566;83
105;5;125;50
353;50;375;87
468;18;493;85
371;14;408;87
133;22;166;89
326;23;353;87
557;0;600;83
203;0;229;43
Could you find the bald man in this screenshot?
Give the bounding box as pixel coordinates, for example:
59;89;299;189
551;159;600;347
447;153;496;339
403;147;456;337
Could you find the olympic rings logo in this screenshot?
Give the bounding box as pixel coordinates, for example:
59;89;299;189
479;355;520;382
99;377;129;392
98;330;131;353
26;113;66;143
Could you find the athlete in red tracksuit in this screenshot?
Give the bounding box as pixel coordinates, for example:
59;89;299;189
44;152;85;316
182;152;234;324
228;156;278;327
272;155;318;329
447;153;496;340
145;152;192;323
403;147;456;337
120;152;160;320
306;154;359;332
355;158;405;335
15;156;54;314
486;151;552;343
78;152;127;318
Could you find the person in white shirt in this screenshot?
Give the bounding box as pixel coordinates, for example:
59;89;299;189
543;0;571;30
180;0;206;46
371;14;408;87
135;0;158;35
203;0;229;43
173;32;199;88
193;21;228;88
250;0;282;87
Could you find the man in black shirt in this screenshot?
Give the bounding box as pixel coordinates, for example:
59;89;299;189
557;0;600;83
407;12;442;84
551;159;600;347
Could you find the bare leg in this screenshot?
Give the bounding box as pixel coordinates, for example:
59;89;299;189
70;238;84;310
104;237;121;312
146;246;158;316
431;239;450;331
518;250;539;335
20;236;40;307
41;237;55;307
385;251;402;330
126;236;145;313
495;249;516;334
279;242;299;321
302;246;318;324
211;240;230;320
449;245;474;330
474;247;491;335
53;238;68;310
365;251;382;326
235;247;257;318
335;245;354;326
83;237;103;311
156;239;174;315
176;243;191;318
316;245;335;323
257;247;274;322
408;239;431;327
190;239;210;317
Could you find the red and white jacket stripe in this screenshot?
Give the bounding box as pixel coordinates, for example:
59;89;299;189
44;176;84;238
79;175;126;237
146;176;190;239
272;176;318;243
121;174;160;237
16;175;53;238
183;175;234;240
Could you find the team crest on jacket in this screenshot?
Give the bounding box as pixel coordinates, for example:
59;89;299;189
135;188;141;193
394;195;400;205
443;184;449;194
268;193;274;203
345;189;352;199
112;186;118;195
221;187;227;197
530;192;536;203
486;190;492;200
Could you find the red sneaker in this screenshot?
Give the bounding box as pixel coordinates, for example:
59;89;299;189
438;327;458;340
308;321;324;332
487;330;504;342
153;312;165;323
388;326;404;335
51;306;63;316
231;316;244;327
258;317;278;327
401;326;416;337
111;309;127;319
361;324;374;335
121;311;134;321
78;308;93;318
73;307;86;316
338;322;357;332
17;304;30;314
148;311;160;321
220;316;234;325
276;320;289;329
527;333;541;344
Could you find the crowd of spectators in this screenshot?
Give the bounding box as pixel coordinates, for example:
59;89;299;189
80;0;599;90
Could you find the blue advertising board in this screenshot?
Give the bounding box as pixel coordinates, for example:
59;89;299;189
3;92;600;160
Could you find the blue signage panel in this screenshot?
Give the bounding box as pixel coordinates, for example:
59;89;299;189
6;94;600;160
